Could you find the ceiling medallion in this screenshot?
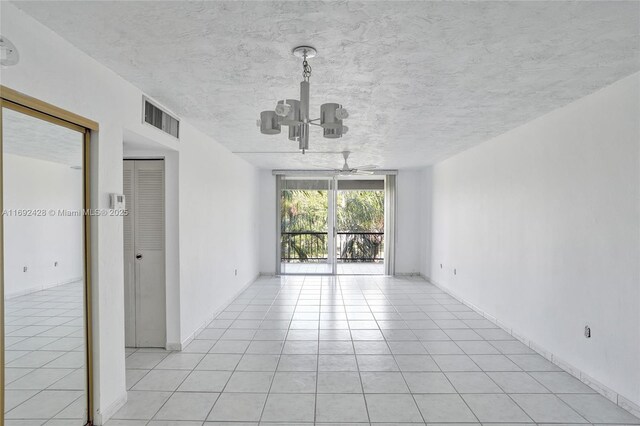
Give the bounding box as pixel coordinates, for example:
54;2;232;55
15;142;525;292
257;46;349;154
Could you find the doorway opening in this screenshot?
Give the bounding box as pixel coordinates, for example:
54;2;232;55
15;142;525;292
277;175;392;275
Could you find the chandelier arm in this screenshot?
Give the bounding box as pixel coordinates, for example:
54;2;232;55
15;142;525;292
279;118;321;126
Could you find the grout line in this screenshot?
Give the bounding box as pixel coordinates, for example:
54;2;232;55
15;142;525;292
312;274;325;424
427;276;640;415
256;273;299;423
374;277;431;424
357;274;386;424
340;274;373;424
4;282;91;422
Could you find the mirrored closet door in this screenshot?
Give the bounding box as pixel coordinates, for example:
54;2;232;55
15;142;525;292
2;99;92;425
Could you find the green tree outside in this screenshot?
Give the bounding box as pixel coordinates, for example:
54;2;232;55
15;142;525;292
281;189;384;262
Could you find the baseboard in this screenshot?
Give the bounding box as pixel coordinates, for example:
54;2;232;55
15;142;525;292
178;273;260;350
426;277;640;417
619;395;640;418
394;272;421;276
93;390;127;425
165;342;182;351
5;276;83;299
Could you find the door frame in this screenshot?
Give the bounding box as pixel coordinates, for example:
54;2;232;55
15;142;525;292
0;85;98;425
275;172;396;276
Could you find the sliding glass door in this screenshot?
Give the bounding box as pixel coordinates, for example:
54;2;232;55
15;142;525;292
278;175;389;275
336;179;385;275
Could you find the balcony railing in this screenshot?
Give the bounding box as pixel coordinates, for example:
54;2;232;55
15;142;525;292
281;231;384;263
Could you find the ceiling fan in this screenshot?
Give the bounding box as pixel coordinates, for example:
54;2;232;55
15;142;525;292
328;151;378;175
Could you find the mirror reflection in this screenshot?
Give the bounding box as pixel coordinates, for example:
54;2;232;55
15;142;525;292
3;106;87;424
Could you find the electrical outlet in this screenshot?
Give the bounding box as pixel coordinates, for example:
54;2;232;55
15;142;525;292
454;268;457;275
54;261;58;267
234;269;238;276
23;266;28;272
440;264;443;269
584;325;591;338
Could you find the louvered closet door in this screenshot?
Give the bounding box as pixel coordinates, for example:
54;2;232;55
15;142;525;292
123;161;136;347
123;159;166;348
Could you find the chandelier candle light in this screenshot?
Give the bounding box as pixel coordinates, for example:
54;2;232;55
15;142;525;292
258;46;349;154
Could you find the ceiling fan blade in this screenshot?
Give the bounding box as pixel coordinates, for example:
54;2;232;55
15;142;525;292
306;164;339;170
353;164;378;170
354;169;375;175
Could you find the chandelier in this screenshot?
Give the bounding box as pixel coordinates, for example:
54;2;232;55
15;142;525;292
257;46;349;154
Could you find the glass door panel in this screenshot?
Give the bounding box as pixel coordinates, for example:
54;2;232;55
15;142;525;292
336;179;385;275
280;178;333;274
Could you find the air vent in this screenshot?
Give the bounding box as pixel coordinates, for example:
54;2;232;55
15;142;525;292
143;97;179;138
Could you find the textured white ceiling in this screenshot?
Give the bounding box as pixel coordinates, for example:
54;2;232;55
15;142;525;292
13;1;640;169
3;108;83;167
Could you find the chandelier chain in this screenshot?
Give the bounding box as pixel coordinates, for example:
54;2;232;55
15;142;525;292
302;58;312;81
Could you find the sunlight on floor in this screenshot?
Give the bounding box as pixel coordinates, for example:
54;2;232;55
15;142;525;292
281;262;384;275
112;275;640;425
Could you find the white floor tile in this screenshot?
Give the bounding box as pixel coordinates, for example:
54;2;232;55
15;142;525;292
8;274;640;425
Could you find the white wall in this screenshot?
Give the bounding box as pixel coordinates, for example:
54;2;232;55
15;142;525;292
4;154;83;298
124;130;262;349
428;72;640;407
2;3;261;422
418;167;433;278
178;121;261;342
257;170;424;274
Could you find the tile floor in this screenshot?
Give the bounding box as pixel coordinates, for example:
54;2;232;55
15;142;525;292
282;262;384;275
4;280;87;425
109;275;640;425
336;263;384;276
